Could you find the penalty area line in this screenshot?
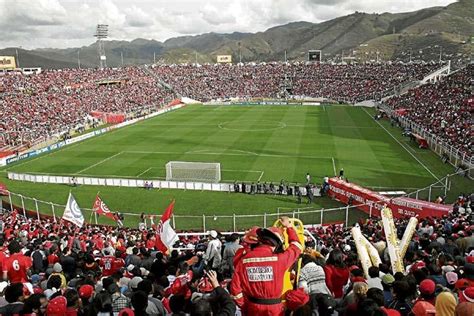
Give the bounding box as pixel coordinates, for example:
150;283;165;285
258;171;265;182
136;167;152;177
76;152;124;174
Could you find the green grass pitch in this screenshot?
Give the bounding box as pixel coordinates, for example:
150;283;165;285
1;105;471;230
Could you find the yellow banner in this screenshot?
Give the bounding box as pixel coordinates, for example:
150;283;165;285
0;56;16;70
217;55;232;63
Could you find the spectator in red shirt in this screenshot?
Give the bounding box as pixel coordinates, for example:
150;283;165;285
324;249;350;299
2;240;32;283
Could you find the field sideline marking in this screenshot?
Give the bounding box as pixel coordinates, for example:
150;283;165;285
136;167;152;177
361;108;439;181
258;171;265;181
76;152;124;174
331;157;337;176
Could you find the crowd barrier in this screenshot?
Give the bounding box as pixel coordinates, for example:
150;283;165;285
2;189;353;232
7;172;232;192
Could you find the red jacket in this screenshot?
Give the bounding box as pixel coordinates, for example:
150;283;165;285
230;227;303;316
324;264;349;298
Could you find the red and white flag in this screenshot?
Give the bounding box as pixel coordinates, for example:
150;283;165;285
155;200;178;253
93;195;116;221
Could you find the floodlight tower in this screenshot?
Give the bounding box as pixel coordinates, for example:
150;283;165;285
94;24;108;69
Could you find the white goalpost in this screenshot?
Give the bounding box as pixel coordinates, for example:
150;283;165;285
165;161;221;183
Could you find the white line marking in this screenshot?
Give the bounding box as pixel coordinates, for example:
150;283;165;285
186;149;258;156
221;169;263;173
361;108;439;180
126;150;332;160
331;157;337;176
76;152;123;174
258;171;264;181
137;167;152;177
18;170;167;180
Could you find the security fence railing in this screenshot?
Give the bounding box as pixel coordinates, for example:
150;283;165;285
378;102;473;179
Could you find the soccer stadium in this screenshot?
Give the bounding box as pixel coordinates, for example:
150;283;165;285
0;0;473;315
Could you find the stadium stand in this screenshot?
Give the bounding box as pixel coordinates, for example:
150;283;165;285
0;191;471;315
0;63;441;150
0;67;174;149
151;62;439;103
384;64;473;157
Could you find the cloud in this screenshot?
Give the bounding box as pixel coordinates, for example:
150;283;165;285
0;0;457;49
125;5;153;27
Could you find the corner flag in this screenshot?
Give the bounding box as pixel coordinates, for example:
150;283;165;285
155;200;178;253
62;192;85;228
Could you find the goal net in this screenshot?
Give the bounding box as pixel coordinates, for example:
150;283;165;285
165;161;221;183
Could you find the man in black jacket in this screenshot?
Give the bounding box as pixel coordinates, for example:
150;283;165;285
0;283;24;316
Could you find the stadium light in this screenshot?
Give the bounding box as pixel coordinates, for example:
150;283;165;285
94;24;109;69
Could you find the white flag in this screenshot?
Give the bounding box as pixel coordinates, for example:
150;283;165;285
62;193;85;228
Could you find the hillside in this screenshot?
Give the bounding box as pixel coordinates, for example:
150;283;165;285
0;1;472;68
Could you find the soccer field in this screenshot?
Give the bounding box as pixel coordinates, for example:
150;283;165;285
2;104;469;230
7;105;437;186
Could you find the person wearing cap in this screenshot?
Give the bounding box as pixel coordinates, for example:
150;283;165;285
230;216;303;316
204;230;222;270
46;295;67;316
411;279;436;315
456;287;474;316
49;263;67;289
382;274;395;305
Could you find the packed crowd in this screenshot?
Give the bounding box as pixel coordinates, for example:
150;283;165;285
1;62;441;149
151;62;439;103
0;192;472;315
0;67;174;148
385;64;473;157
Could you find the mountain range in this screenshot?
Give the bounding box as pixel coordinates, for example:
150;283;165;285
1;0;472;69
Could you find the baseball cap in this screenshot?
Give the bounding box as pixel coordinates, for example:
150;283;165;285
209;230;218;238
445;271;458;285
243;226;259;244
419;279;435;295
46;296;67;316
79;285;94;299
285;288;309;311
412;301;436;316
382;274;395;285
52;263;62;273
455;279;471;291
459;287;474;303
30;274;41;284
410;261;426;272
129;276;143;289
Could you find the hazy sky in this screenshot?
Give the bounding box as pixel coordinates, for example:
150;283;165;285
0;0;457;49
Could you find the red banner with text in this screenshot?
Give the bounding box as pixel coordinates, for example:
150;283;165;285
328;178;451;219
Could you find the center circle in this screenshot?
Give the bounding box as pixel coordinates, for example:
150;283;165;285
218;120;286;132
